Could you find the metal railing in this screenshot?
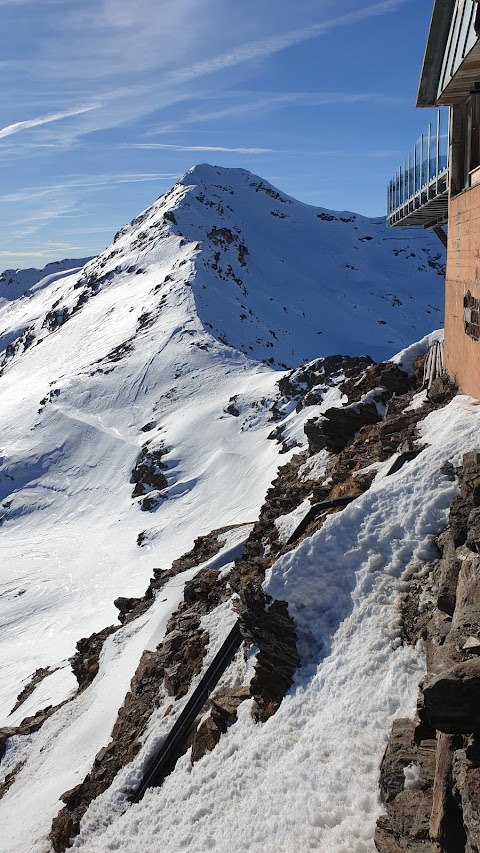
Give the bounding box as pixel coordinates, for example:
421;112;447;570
387;109;449;227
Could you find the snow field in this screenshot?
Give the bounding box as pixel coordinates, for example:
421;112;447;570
0;166;454;851
68;395;479;853
0;244;284;719
0;530;251;853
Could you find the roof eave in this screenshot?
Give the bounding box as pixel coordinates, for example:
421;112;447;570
417;0;456;107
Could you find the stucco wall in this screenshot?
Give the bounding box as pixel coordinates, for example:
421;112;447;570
444;183;480;398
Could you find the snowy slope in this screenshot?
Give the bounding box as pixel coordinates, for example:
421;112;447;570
74;391;475;853
0;258;92;305
0;165;451;852
0;165;446;717
128;164;445;366
5;375;477;853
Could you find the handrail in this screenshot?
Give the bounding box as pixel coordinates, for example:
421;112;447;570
387;109;449;225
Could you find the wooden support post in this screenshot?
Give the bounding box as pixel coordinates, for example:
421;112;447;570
430;732;455;844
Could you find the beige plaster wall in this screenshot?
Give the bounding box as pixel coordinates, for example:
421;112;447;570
444;183;480;398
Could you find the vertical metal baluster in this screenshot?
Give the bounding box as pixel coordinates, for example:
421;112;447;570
408;152;411;207
446;108;450;170
436;109;441;195
414;142;417;198
427;121;432;188
420;133;424;190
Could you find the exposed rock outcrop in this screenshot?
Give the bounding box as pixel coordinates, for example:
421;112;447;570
376;451;480;853
50;560;232;851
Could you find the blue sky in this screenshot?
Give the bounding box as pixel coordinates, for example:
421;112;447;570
1;0;437;269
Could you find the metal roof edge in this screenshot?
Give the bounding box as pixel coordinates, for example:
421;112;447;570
417;0;455;107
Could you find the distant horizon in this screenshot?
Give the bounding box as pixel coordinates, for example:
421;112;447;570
1;0;434;269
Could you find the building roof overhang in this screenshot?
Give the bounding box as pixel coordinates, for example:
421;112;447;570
417;0;455;107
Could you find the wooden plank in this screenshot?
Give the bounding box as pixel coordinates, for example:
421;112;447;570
430;732;455;844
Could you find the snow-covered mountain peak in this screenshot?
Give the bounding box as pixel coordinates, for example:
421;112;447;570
53;162;445;373
0;165;458;853
0;164;446;724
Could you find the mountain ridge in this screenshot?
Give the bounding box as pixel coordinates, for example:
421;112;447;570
0;164;459;853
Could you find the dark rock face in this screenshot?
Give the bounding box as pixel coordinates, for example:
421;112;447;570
436;531;462;616
70;625;118;691
0;728;16;762
10;666;51;714
303;361;454;460
305;401;381;455
449;496;470;546
339;361;411;404
277;354;374;403
239;593;300;721
377;451;480;852
424;660;480;734
454;742;480;853
50;559;232;852
130;444;168;500
304;359;413;458
190;686;250;762
378;719;432;804
462;451;480;507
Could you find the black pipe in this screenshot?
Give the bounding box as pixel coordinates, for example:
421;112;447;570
285;494;357;547
131;620;243;802
386;447;423;477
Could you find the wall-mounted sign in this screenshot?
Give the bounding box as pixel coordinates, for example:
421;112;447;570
464;290;480;339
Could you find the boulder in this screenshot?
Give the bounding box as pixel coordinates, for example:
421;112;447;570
210;686;250;722
0;727;16;761
424;658;480;734
453;742;480;853
304;401;380;455
448;496;470;547
467;507;480;553
114;596;142;618
461;451;480;507
435;532;461;615
190;714;227;763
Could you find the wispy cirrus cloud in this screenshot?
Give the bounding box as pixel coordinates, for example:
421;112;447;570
1;0;409;148
148;90;410;135
169;0;409;85
0;105;99;140
1;173;179;245
0;0;415;267
126;144;276;154
0;173;178;204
